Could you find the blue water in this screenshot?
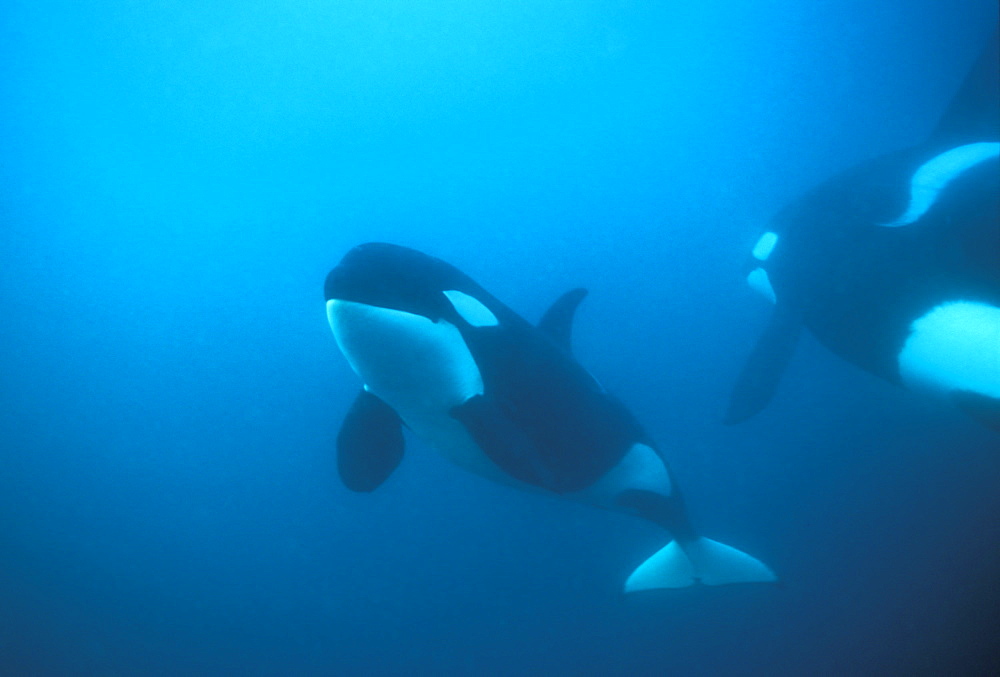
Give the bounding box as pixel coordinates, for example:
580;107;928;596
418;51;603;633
2;2;998;675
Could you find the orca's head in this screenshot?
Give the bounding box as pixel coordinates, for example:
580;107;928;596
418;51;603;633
325;243;469;322
324;243;502;403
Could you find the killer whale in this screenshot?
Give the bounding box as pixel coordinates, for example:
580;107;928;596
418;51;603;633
726;29;1000;430
326;243;776;591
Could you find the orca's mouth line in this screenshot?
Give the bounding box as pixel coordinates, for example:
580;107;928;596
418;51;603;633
326;297;438;323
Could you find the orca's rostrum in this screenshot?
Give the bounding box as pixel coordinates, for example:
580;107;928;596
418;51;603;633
325;242;776;592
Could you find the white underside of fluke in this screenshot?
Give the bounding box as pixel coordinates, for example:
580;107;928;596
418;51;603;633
624;537;777;592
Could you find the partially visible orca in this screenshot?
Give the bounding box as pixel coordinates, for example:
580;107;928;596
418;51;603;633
726;29;1000;430
326;243;776;592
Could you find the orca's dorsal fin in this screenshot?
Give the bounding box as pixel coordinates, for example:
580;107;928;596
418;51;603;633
930;28;999;147
337;389;405;492
538;288;588;353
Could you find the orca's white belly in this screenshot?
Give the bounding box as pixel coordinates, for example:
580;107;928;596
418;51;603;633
327;299;514;483
898;300;1000;399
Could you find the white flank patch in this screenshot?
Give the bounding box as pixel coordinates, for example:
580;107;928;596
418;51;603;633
752;231;779;261
747;267;776;304
882;142;1000;227
572;443;671;507
898;301;1000;398
443;290;499;327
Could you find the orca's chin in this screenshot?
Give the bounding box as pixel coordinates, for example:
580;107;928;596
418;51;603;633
323;287;436;322
326;299;425;352
326;299;484;417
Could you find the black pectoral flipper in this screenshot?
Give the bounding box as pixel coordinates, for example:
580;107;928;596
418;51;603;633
450;395;564;492
538;288;588;353
724;304;803;424
337;389;405;492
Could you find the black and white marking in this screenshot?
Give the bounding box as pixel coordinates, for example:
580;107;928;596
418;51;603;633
326;243;776;590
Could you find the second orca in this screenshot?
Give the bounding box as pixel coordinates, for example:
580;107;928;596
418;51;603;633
726;29;1000;430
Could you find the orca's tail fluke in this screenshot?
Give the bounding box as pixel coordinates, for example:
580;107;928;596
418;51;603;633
624;537;777;592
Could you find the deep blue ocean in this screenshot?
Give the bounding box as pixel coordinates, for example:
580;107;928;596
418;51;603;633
2;2;998;675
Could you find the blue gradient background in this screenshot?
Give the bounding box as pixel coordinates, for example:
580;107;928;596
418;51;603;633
2;2;998;674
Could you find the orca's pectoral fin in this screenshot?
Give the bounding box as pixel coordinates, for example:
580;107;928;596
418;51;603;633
538;288;588;353
953;390;1000;433
337;389;405;492
450;395;563;491
724;305;802;424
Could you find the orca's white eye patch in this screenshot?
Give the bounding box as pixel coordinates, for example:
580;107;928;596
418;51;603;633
882;142;1000;227
752;231;779;261
443;290;499;327
746;268;776;304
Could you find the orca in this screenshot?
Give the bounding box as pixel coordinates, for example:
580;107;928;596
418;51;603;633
726;29;1000;430
325;243;776;592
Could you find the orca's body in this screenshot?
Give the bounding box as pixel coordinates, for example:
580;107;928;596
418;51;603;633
326;243;775;592
727;30;1000;430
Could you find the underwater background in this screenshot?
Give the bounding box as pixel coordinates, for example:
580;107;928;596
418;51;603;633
2;1;998;675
